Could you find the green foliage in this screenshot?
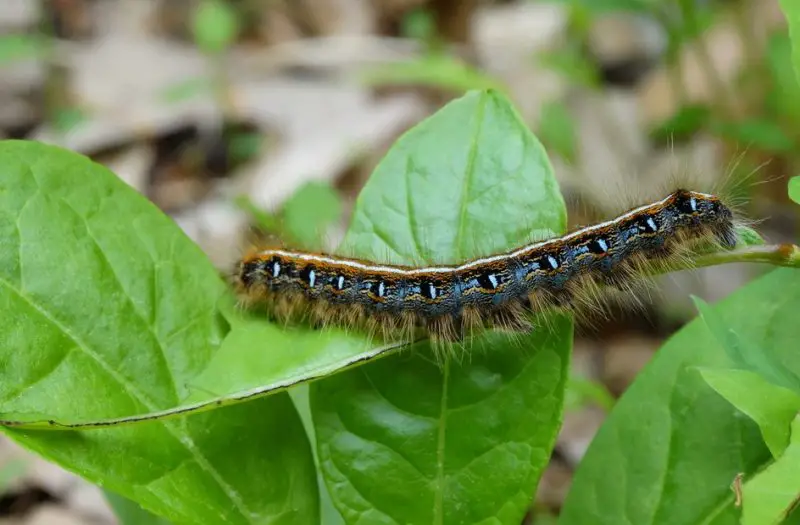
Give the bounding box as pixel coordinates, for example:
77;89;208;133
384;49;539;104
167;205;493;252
311;90;572;524
565;375;615;412
560;269;800;525
710;118;795;155
650;104;712;143
226;129;263;165
537;101;578;163
790;176;800;205
104;491;172;525
0;90;572;525
693;297;800;394
765;33;800;126
0;81;798;525
401;7;435;41
192;0;240;54
0;141;319;524
779;0;800;89
281;181;343;249
0;33;46;64
734;225;766;247
646;2;800;167
740;416;800;524
234;180;343;249
358;53;506;94
536;46;601;90
159;77;216;104
539;0;658;15
52;107;89;134
698;368;800;458
692;290;800;523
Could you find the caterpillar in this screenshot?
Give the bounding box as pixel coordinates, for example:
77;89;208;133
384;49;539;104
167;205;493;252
234;188;741;345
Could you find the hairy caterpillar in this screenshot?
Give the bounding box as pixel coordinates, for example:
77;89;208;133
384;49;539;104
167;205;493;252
234;189;740;345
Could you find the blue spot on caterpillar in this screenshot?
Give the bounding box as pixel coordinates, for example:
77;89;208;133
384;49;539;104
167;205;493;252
235;189;739;343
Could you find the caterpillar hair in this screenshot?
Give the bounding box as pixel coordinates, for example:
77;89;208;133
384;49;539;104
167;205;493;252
233;188;745;347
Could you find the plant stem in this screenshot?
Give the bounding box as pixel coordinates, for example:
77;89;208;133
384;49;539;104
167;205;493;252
688;244;800;270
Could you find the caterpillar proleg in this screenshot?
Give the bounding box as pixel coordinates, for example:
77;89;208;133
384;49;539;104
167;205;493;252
234;189;741;345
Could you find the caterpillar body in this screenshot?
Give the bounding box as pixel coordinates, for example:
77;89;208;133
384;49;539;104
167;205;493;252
235;189;738;344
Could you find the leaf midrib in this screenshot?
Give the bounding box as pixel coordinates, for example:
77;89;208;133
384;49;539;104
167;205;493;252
454;92;487;261
0;275;254;523
431;93;487;523
433;359;450;525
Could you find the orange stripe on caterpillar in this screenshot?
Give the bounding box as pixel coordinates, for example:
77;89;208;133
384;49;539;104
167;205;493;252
234;189;739;343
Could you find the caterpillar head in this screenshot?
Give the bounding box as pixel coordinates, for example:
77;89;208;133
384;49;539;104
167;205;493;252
671;189;737;249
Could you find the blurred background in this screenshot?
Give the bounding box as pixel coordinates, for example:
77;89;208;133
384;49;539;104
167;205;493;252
0;0;798;523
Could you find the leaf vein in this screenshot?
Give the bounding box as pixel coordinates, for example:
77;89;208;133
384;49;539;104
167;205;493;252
404;156;426;263
0;345;77;404
324;450;403;525
433;359;450;525
0;276;254;523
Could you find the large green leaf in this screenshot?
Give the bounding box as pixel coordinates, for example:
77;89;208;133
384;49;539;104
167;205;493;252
693;297;800;394
310;90;572;524
699;368;800;458
0;141;318;524
560;268;800;525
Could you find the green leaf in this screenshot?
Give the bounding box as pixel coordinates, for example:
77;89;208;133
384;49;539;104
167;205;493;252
310;89;572;524
233;182;341;248
52;107;89;134
192;0;239;54
358;53;506;94
671;0;717;42
538;101;578;163
0;33;47;65
539;0;656;14
699;368;800;458
159;77;215;104
779;0;800;89
764;33;800;125
280;181;343;249
742;415;800;525
735;225;766;247
226;130;263;165
560;268;800;525
234;195;279;233
104;491;172;525
176;315;401;410
401;7;435;41
536;47;601;90
693;296;800;395
649;104;712;143
0;140;319;524
710;118;795;154
0;286;405;432
566;374;616;413
287;385;346;525
790;176;800;205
